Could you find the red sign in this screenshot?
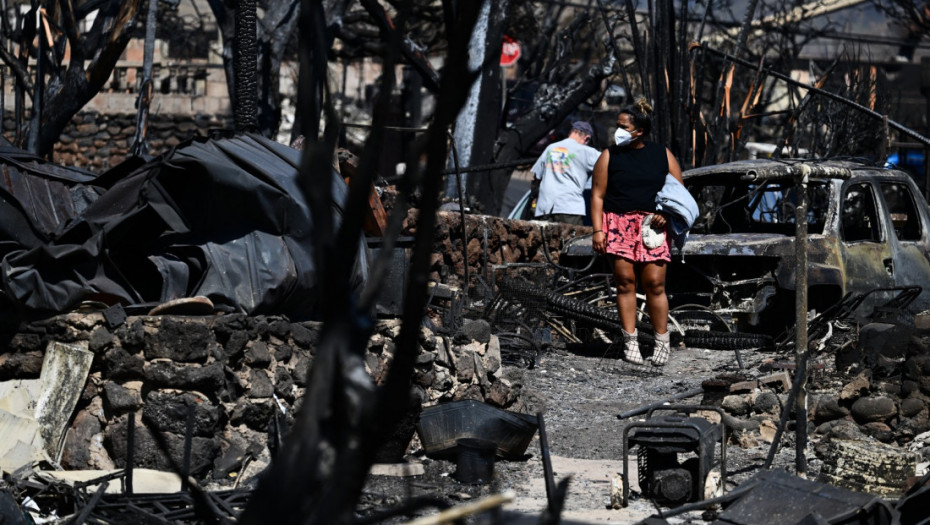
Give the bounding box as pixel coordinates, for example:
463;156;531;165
501;35;521;67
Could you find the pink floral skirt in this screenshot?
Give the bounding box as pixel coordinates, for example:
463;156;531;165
602;210;670;262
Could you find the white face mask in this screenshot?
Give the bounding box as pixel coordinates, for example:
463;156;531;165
614;128;633;146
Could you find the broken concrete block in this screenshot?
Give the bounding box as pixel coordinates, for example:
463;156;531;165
451;343;481;383
36;341;95;462
435;337;453;367
817;438;918;497
731;429;760;449
483;335;503;378
915;310;930;333
0;341;94;471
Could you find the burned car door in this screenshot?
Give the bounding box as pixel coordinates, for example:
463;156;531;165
877;179;930;312
838;180;895;307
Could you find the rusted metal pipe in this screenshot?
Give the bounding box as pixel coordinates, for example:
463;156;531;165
538;412;556;510
127;412;135;495
615;387;704;419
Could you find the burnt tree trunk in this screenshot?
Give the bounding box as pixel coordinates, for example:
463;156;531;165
257;2;301;137
28;1;143;157
453;0;507;211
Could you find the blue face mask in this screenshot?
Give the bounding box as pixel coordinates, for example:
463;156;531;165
614;128;633;146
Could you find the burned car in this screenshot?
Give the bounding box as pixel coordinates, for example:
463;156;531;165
562;159;930;334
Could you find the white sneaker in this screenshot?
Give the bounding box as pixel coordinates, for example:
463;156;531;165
622;330;644;364
651;331;671;366
642;214;666;249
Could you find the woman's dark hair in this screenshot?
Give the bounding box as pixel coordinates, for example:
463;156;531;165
620;97;654;135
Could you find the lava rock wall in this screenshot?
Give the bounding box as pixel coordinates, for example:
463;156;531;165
0;313;523;483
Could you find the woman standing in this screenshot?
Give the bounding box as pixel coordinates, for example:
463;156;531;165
590;98;683;366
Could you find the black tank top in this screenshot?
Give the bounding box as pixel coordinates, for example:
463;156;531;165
603;141;669;214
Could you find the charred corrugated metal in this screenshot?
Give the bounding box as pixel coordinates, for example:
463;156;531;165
0;144;100;245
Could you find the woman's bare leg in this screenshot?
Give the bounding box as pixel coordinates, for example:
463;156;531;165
640;261;669;334
612;256;638;333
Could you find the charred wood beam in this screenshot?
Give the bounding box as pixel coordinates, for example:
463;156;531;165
520;1;563;80
693;43;930;148
623;0;649;99
594;0;631;98
652;0;674;146
0;45;32;96
58;0;83;63
707;0;759;163
773;59;837;158
674;0;689;155
26;11;47;153
263;2;300;137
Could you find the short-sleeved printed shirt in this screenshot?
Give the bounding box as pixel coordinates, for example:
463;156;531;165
531;138;600;217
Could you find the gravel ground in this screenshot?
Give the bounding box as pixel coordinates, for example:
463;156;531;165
360;338;806;524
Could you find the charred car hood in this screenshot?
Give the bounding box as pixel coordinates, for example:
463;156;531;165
682;233;794;257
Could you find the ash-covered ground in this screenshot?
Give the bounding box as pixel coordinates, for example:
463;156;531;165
359;340;804;524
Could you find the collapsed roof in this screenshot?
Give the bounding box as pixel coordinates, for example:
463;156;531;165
0;133;366;320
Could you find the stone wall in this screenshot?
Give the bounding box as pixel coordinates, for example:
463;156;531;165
2;112;230;171
404;209;596;292
0;312;521;483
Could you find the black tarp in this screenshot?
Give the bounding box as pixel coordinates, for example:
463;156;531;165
0;133;367;319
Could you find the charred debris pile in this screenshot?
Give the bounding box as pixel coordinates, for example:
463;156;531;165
700;299;930;498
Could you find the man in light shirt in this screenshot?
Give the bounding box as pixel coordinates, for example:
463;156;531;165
530;121;600;225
